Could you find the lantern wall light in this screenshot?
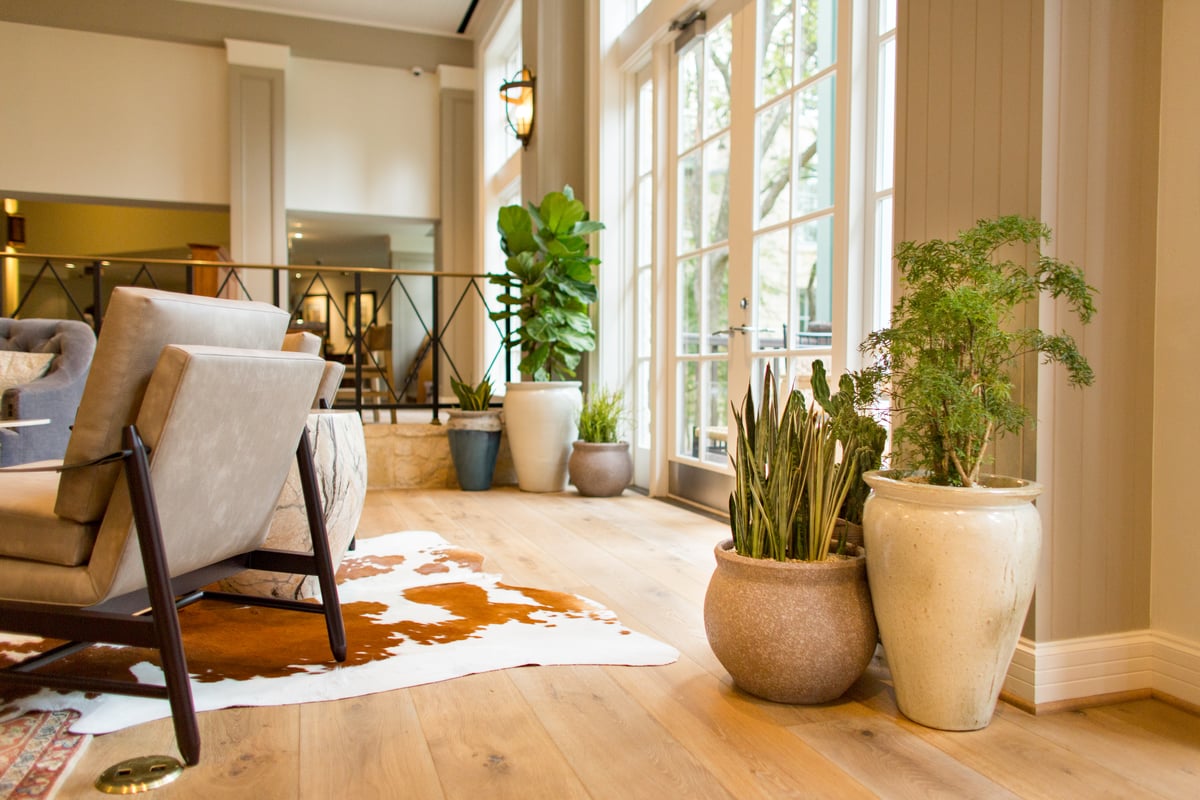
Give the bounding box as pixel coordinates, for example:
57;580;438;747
500;66;536;149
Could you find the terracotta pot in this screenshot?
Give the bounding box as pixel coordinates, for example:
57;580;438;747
862;470;1042;730
502;381;581;492
568;441;632;497
703;539;877;704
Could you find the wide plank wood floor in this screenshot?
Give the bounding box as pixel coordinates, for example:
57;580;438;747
60;488;1200;798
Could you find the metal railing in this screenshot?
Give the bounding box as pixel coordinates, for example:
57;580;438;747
1;252;512;422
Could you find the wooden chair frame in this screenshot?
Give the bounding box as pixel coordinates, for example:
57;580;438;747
0;425;347;766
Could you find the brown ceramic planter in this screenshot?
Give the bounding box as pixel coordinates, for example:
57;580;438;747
567;441;633;497
703;538;877;704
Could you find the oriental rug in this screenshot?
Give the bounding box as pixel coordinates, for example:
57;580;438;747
0;710;88;799
0;531;678;737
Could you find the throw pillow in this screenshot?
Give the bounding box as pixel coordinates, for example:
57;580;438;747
0;351;55;396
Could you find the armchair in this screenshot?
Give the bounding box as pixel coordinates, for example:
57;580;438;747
0;288;347;767
0;318;96;466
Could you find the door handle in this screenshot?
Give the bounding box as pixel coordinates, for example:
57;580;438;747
711;325;773;336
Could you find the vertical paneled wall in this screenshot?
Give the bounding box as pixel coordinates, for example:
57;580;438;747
1153;0;1200;646
896;0;1160;643
1038;0;1159;641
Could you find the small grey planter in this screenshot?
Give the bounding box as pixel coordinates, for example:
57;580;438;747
446;410;502;491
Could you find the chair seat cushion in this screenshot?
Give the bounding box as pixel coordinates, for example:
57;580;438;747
0;462;97;566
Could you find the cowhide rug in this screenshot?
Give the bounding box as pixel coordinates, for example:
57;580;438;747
0;531;679;735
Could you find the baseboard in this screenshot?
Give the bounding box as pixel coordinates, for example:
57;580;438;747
1003;629;1200;712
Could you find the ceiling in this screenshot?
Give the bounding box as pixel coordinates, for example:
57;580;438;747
178;0;476;36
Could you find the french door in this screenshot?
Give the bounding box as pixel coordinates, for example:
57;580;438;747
667;0;846;509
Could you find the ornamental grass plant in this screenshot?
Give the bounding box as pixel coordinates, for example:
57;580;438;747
577;386;625;444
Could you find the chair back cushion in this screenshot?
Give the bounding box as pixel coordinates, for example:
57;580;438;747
56;288;290;523
89;345;324;602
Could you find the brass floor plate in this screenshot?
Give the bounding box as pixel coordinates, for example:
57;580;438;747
95;755;184;794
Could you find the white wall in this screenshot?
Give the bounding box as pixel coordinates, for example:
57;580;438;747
0;21;228;205
286;57;439;219
1152;0;1200;644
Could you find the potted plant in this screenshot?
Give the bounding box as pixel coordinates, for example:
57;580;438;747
568;386;632;497
857;215;1096;730
446;376;502;491
811;358;887;550
703;366;878;704
490;185;604;493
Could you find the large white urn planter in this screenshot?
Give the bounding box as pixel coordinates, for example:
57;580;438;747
862;470;1042;730
503;381;582;492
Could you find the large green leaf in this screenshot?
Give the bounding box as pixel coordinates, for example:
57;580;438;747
497;205;537;255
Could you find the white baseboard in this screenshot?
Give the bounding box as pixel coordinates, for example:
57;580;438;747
1004;629;1200;708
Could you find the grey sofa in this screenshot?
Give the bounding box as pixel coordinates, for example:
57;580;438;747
0;319;96;466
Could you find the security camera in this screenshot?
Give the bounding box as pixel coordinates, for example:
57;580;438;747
412;66;424;77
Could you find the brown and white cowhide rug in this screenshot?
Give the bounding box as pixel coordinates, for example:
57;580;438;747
0;531;679;735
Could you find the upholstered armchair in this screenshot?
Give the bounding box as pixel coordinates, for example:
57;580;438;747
0;318;96;466
0;288;347;766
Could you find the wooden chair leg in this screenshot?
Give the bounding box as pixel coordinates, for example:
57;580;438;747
296;428;348;662
123;426;201;766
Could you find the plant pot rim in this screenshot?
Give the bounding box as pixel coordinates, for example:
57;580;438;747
448;408;502;417
714;538;865;570
572;440;630;448
504;381;581;391
863;469;1042;504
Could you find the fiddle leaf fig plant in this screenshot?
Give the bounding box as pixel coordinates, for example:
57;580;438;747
860;215;1096;487
490;185;604;381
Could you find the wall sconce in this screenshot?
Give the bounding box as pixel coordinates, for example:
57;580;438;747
500;66;536;149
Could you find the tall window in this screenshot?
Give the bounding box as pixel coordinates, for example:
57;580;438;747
675;15;732;465
870;0;896;330
634;75;655;453
751;0;840;392
480;1;523;389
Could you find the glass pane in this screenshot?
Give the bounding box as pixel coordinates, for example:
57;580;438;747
759;0;794;103
703;359;730;466
793;74;836;215
703;134;731;245
879;0;896;35
876;37;896;192
638;80;654;177
636;359;651;448
704;17;733;137
874;194;893;330
797;0;837;81
792;215;834;348
754;229;789;351
637;266;652;357
678;44;702;152
706;249;729;354
637;175;653;265
756;98;791;227
679;257;700;355
678;151;701;252
679;361;700;457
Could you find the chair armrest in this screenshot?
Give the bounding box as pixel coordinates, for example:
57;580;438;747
0;449;132;474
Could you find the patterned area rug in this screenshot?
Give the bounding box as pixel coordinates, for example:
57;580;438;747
0;710;88;799
0;531;679;736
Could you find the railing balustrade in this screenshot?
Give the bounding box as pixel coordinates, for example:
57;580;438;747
1;252;513;422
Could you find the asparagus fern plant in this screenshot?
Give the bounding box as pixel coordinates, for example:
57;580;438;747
860;215;1096;487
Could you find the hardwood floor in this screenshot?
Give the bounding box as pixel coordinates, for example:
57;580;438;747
60;488;1199;798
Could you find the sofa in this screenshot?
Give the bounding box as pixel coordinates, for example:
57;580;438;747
0;318;96;466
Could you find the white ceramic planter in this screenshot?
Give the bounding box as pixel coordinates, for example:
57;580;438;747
862;470;1042;730
503;381;582;492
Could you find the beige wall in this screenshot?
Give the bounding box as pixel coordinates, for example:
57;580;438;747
1152;0;1200;644
0;21;228;205
896;0;1161;643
